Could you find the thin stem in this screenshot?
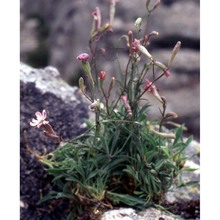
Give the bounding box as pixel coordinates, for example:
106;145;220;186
152;63;155;80
143;12;151;38
138;69;167;99
124;55;133;90
101;119;141;125
159;102;166;132
100;82;110;115
110;56;133;114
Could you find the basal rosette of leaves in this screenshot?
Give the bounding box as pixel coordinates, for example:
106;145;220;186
39;107;193;219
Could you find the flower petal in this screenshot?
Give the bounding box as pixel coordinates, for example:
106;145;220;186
35;111;42;120
37;122;43;128
43;120;49;125
42;109;47;120
30;121;38;127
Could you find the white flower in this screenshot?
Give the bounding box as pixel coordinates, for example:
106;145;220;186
30;109;49;128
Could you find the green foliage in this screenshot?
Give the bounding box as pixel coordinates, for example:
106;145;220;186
40;113;193;218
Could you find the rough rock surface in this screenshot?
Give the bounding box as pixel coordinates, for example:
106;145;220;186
101;207;181;220
20;63;89;219
20;0;200;140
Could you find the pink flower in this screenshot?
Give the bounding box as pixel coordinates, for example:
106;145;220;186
121;95;128;103
30;109;49;128
164;70;171;77
92;7;101;30
144;79;154;92
121;95;132;116
131;39;140;52
76;53;89;62
144;79;163;103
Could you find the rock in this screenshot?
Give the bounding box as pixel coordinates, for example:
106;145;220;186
101;207;178;220
20;63;89;219
20;0;200;79
20;0;200;141
166;140;200;203
100;140;200;220
149;0;200;43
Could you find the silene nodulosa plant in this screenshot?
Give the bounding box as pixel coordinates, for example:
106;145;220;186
29;0;196;219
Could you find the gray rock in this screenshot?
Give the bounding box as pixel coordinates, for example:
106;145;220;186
20;0;200;141
166;140;200;203
101;207;182;220
149;0;200;40
20;0;200;79
20;62;80;103
20;63;89;219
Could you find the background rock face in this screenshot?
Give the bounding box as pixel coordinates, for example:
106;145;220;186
20;0;200;141
20;63;88;219
20;0;200;139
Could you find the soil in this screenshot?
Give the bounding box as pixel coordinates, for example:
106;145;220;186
163;199;200;219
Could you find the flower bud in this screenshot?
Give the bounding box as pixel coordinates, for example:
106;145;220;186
155;61;167;71
76;53;89;62
164;112;178;119
150;0;161;12
99;71;106;81
146;0;151;10
150;129;176;139
134;17;142;32
109;0;118;26
161;96;167;104
99;23;111;33
164;70;171;78
79;77;86;95
89;100;100;111
155;61;171;77
43;123;62;142
92;7;101;30
136;44;153;60
121;95;132;116
149;31;159;37
108;77;115;98
168;41;181;67
128;30;133;55
79;60;94;88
